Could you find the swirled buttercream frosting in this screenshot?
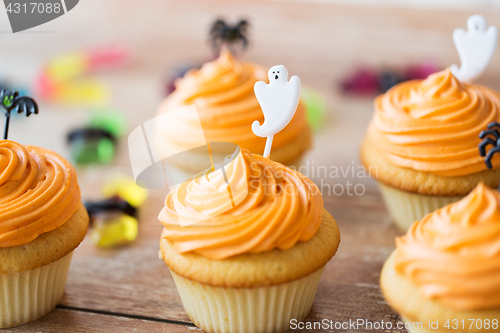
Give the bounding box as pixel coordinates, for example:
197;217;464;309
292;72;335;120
159;149;323;259
0;140;81;247
367;68;500;176
395;182;500;310
156;48;308;153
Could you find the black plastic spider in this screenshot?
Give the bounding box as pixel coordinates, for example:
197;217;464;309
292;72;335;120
209;19;249;54
479;121;500;169
1;90;38;140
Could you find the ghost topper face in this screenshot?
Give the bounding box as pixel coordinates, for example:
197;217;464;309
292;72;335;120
268;65;288;83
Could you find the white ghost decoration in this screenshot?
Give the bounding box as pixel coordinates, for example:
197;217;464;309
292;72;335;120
450;15;498;82
252;65;301;158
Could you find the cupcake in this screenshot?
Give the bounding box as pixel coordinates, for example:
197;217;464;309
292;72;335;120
0;140;89;328
154;48;311;174
380;183;500;333
158;148;340;333
361;69;500;230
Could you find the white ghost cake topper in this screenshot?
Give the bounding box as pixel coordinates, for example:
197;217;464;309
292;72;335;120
252;65;301;158
450;15;498;82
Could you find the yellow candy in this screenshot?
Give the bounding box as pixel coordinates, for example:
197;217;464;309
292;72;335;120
102;175;148;207
46;53;87;82
56;79;109;105
90;214;138;248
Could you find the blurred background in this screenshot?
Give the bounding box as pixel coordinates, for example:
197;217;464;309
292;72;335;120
2;0;500;197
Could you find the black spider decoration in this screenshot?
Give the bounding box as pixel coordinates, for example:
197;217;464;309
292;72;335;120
209;19;249;54
1;90;38;140
479;121;500;169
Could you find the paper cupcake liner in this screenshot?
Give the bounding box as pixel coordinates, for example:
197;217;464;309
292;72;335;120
170;267;324;333
0;252;73;328
377;182;462;231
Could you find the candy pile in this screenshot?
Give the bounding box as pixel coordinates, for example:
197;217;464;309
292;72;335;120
36;45;131;105
340;62;441;95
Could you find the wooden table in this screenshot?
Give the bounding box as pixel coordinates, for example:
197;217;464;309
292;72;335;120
1;1;500;332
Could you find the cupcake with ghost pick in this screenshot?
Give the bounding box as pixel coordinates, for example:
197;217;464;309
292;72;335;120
158;147;340;333
360;68;500;230
0;137;88;327
154;20;311;174
380;182;500;333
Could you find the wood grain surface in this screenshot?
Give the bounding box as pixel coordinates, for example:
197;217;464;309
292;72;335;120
1;0;500;332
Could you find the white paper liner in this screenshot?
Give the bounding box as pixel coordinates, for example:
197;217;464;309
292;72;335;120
170;267;324;333
0;251;73;328
378;182;462;231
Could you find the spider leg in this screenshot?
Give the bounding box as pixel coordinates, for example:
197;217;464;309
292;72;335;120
479;129;500;140
210;20;226;33
240;35;248;49
236;20;249;32
484;145;500;169
479;137;496;156
209;19;227;51
487;122;500;130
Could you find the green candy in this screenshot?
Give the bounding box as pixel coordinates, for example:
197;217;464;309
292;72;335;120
89;109;127;138
70;137;115;164
301;86;327;132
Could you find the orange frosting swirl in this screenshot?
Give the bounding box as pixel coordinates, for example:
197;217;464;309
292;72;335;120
395;183;500;310
368;68;500;176
156;48;308;153
0;140;81;247
159;149;323;259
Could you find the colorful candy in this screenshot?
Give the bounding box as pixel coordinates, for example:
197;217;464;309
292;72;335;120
84;177;148;248
102;175;148;208
301;86;327;132
67;128;115;164
89;213;138;248
340;62;442;95
67;109;126;165
341;68;379;95
45;45;130;82
85;196;139;248
37;76;109;105
89;109;127;138
36;45;131;105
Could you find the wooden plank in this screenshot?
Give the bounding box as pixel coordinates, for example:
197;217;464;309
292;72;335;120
1;308;195;333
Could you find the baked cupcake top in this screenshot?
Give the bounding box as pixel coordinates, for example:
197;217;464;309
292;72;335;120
367;68;500;176
156;48;308;153
394;182;500;311
159;149;323;260
0;140;81;247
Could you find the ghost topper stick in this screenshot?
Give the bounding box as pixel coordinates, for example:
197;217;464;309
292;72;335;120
1;90;39;140
209;19;249;55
